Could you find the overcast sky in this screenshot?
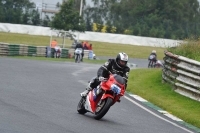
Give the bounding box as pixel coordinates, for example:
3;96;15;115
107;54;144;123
31;0;200;10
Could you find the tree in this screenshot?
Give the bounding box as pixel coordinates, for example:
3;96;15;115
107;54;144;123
0;0;35;24
42;15;51;27
31;8;40;25
51;0;85;32
85;0;200;39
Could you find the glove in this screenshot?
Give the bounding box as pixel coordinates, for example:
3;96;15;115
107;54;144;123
99;76;105;82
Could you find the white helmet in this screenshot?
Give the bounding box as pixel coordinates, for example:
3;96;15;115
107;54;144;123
116;52;128;68
152;50;156;53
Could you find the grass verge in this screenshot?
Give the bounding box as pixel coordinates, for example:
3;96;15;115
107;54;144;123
127;68;200;129
0;32;166;60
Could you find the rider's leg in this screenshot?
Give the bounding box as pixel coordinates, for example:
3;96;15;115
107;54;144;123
148;60;151;67
80;77;100;97
81;53;84;61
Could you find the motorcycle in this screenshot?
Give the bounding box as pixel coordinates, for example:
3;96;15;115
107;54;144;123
74;48;82;63
148;59;163;68
154;60;164;68
77;74;125;120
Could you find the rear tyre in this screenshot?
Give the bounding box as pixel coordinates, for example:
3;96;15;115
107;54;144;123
94;97;113;120
77;97;87;114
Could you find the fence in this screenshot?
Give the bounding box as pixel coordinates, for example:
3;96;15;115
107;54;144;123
0;42;92;59
0;23;182;48
162;51;200;102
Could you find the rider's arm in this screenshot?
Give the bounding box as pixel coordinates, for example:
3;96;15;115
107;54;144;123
123;67;130;89
97;59;112;78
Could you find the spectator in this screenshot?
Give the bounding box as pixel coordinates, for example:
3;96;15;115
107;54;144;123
54;45;61;58
83;44;88;50
88;44;92;50
51;39;58;48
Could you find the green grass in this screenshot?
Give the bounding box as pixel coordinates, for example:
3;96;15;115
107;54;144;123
0;32;166;60
127;68;200;129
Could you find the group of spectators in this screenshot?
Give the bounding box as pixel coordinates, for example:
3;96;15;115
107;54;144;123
82;41;92;50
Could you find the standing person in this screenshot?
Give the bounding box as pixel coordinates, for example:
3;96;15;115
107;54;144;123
80;52;130;98
88;44;92;50
51;39;58;48
51;39;58;58
148;50;157;67
75;42;84;61
54;45;61;58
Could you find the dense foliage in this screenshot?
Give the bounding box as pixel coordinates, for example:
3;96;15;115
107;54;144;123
51;0;86;31
1;0;200;39
84;0;200;39
0;0;42;25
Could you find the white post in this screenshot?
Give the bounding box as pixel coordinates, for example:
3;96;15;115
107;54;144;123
50;30;52;47
77;0;83;42
63;32;66;48
79;0;83;16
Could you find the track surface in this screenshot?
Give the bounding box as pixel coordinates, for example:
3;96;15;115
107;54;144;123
0;57;196;133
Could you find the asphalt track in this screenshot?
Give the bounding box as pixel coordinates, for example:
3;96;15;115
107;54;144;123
0;57;197;133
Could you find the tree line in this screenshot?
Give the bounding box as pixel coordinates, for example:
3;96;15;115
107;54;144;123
0;0;51;26
1;0;200;40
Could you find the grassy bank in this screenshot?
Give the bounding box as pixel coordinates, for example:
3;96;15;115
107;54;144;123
127;68;200;129
167;37;200;61
0;32;166;60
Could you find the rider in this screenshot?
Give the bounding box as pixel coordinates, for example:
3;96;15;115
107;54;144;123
148;50;157;67
80;52;130;97
74;42;84;61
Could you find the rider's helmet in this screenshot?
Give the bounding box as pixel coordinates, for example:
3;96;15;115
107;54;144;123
116;52;128;68
76;42;82;48
152;50;156;54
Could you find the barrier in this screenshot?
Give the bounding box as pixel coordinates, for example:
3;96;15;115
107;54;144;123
8;44;20;56
61;48;69;58
0;42;8;56
163;51;200;102
0;23;183;48
28;46;37;56
19;44;28;56
36;46;46;57
0;43;70;58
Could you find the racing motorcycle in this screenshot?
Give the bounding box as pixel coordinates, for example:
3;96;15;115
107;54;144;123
154;60;164;68
74;48;82;63
77;74;125;120
148;60;163;68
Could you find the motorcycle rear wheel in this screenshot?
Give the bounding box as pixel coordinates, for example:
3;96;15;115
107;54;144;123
94;97;113;120
77;97;87;114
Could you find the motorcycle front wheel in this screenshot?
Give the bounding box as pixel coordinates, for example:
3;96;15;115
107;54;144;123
77;97;87;114
94;97;113;120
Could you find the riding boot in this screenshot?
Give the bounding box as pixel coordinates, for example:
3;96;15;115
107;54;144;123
80;85;92;97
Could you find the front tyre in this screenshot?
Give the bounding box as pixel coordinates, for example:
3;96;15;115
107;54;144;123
77;97;87;114
77;54;81;63
94;97;113;120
